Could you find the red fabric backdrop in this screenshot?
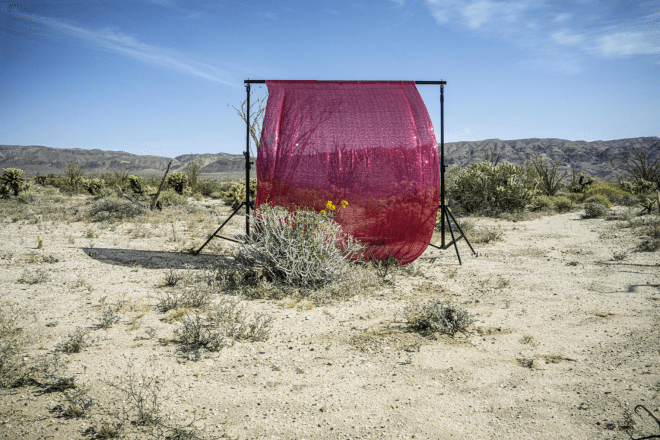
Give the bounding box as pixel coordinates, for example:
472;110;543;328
255;80;439;265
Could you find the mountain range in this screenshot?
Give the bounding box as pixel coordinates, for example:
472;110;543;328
1;137;658;181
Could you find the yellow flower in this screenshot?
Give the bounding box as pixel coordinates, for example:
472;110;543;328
320;210;326;214
341;200;349;209
326;200;336;211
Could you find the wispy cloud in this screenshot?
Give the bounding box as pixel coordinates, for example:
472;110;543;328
552;29;584;46
554;12;572;22
588;30;660;58
423;0;660;71
8;11;236;86
142;0;203;20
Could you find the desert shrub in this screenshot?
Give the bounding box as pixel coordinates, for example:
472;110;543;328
633;179;658;195
403;300;475;338
0;168;29;197
582;201;609;219
88;198;145;222
221;178;257;210
155;285;213;312
18;267;50;284
529;195;554;211
84;178;106;196
0;309;29;388
98;306;120;329
584;194;612;208
61;159;87;192
219;202;364;290
207;297;273;342
56;327;89;354
584;183;629;205
637;238;660;252
31;353;77;391
448;161;537;215
472;225;504;243
527;152;566;196
185;161;201;193
128;175;145;195
610;146;660;189
159;189;188;206
59;386;95;418
569;170;594;193
175;314;231;360
553;196;574;212
167;172;188;195
196;179;224;197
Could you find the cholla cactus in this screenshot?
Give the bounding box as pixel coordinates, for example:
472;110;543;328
221;178;256;210
128;175;144;195
0;168;28;197
85;178;106;196
167;172;188;195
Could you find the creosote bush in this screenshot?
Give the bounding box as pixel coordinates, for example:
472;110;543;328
553;196;574;212
404;300;475;338
582;201;609;219
449;160;537;214
584;194;612;209
89;198;145;222
218;202;364;291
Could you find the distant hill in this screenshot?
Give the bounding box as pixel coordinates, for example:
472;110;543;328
1;136;658;181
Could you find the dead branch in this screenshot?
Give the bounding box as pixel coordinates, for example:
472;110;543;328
116;185;148;209
151;160;173;211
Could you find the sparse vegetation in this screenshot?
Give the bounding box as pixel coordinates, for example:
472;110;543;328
18;267;50;284
528;152;566;196
98;306;121;329
403;301;475;338
56;327;90;354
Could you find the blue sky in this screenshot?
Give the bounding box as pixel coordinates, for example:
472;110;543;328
1;0;659;158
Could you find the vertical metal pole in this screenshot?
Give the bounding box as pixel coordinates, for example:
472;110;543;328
440;82;445;248
245;82;251;238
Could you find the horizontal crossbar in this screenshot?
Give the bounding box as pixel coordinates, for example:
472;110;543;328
244;80;446;85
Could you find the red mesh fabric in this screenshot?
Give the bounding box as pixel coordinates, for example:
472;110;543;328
255;80;439;265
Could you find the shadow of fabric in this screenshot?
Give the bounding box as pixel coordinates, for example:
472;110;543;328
82;247;231;270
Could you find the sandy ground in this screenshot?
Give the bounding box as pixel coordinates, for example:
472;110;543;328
1;197;659;440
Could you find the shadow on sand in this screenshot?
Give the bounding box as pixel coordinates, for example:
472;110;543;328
82;247;232;270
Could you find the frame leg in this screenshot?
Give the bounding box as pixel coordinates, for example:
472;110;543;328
193;201;246;255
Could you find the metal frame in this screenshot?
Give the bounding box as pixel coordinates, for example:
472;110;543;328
194;79;476;264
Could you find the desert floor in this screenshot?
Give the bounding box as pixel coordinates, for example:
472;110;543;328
1;194;659;440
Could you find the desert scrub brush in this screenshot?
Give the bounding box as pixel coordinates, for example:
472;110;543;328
220;202;364;290
403;300;475;338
